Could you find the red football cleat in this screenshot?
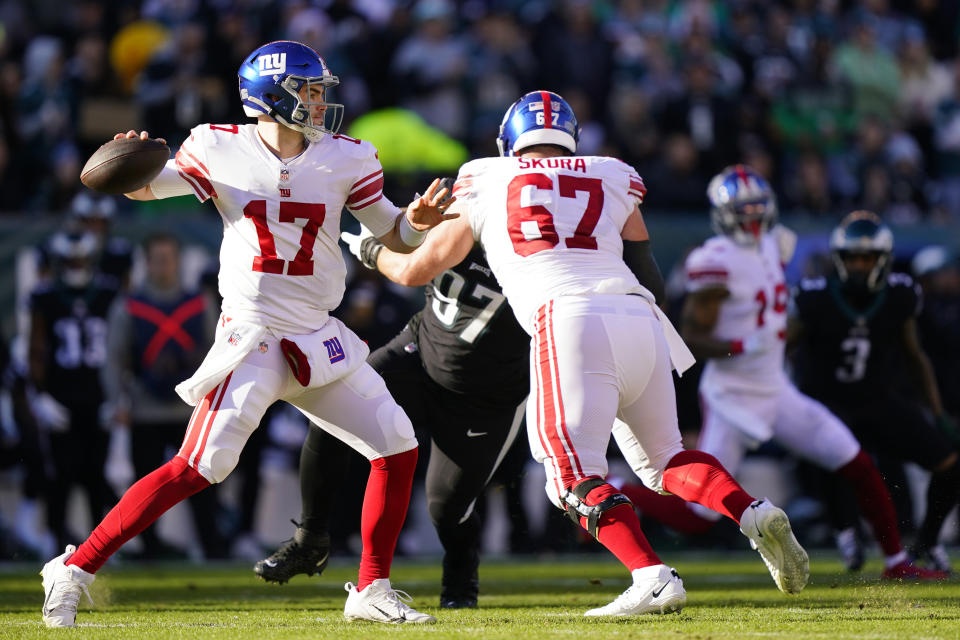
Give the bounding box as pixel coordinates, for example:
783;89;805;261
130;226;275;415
881;560;949;582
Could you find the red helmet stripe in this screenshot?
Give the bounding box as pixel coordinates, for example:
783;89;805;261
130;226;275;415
734;164;749;186
540;91;553;129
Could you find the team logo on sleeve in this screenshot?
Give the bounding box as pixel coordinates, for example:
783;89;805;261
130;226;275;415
258;52;286;77
323;337;345;363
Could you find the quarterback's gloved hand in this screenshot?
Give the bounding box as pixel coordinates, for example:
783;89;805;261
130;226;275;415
31;391;70;432
340;226;382;270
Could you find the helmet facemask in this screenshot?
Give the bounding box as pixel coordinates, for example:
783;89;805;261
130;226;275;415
277;75;343;142
829;211;894;296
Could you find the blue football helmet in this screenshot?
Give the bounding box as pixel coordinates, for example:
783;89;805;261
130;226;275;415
496;90;579;156
238;41;343;141
830;210;894;292
707;164;778;246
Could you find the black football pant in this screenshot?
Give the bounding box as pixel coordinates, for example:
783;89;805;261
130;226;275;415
298;324;526;599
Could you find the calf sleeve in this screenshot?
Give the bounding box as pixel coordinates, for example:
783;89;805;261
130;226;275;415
66;456;210;573
662;450;755;523
358;447;418;590
836;450;902;556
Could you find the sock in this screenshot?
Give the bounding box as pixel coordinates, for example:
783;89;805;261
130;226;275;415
836;450;902;556
66;456;210;574
576;478;661;571
913;461;960;551
620;483;717;535
357;447;417;590
661;450;755;524
298;426;349;536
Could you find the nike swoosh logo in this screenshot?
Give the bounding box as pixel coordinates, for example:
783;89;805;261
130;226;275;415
315;552;329;568
372;604;405;623
264;559;278;567
651;582;668;598
466;430;487;437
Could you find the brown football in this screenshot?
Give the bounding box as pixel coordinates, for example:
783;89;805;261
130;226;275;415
80;137;170;195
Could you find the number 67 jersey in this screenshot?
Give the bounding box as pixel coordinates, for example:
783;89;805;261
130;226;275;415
455;155;651;334
149;123;401;335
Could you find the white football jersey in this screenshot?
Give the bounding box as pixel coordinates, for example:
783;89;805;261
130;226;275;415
685;233;788;391
455;155;651;333
149;124;400;335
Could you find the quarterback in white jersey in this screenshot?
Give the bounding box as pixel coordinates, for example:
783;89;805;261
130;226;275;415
401;91;810;615
40;41;451;627
665;164;930;579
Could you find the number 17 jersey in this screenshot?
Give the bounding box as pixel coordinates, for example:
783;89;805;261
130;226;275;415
150;123;400;335
455;155;651;333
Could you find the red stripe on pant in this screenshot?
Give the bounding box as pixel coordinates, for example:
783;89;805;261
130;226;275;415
531;309;562;498
545;301;582;480
178;373;232;468
537;303;582;489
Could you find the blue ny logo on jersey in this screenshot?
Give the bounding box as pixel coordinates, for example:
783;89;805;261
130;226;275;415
324;337;345;363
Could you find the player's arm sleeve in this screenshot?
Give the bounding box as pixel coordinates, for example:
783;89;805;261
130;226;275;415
623;239;665;306
151;126;217;201
347;153;400;238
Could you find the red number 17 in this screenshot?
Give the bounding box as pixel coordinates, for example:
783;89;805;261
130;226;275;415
242;200;326;275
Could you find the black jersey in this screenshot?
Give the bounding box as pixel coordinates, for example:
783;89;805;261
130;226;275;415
417;246;530;403
792;272;921;403
29;278;118;410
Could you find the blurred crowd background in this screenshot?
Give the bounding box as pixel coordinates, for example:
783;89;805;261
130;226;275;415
0;0;958;566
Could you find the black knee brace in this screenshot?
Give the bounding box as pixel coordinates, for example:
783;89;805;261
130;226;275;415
562;478;632;539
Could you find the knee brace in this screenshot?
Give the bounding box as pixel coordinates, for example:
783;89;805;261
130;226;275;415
561;477;632;539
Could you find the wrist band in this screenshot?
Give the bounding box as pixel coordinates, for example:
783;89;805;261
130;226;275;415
398;213;428;247
730;339;744;355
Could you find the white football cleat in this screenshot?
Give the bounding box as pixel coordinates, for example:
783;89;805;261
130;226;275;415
583;564;686;617
740;499;809;594
343;579;436;624
41;545;95;627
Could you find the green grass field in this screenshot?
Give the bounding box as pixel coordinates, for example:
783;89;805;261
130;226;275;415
2;551;958;639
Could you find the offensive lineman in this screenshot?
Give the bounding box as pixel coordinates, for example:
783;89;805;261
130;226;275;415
792;211;960;573
626;167;944;581
39;40;455;627
343;90;811;616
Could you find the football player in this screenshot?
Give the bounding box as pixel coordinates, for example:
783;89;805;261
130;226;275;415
791;211;960;573
317;90;812;616
39;40;454;627
27;231;118;553
625;168;944;581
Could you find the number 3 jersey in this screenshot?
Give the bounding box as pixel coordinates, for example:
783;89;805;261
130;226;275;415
455;155;651;333
149;124;401;335
685;233;788;393
791;272;921;404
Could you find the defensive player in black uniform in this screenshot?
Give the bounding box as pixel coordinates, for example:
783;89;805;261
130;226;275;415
27;231;120;551
791;211;959;573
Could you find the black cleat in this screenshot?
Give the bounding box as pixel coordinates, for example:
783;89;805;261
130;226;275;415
254;523;330;584
440;595;478;609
